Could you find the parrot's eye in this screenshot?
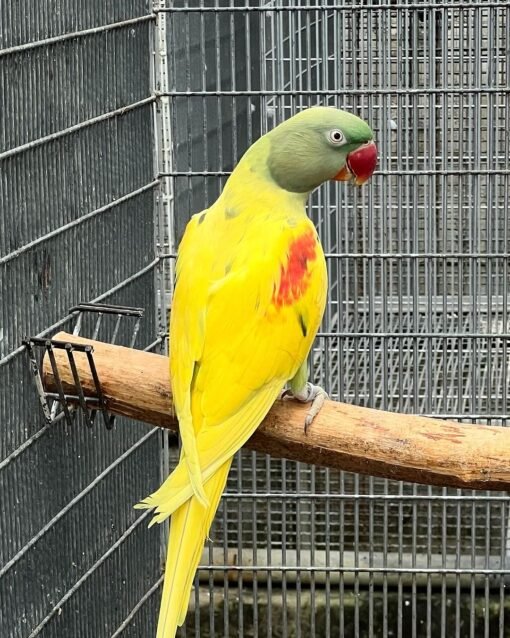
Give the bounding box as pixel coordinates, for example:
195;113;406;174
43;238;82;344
328;129;346;145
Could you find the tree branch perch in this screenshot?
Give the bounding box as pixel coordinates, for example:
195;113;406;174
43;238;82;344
43;331;510;491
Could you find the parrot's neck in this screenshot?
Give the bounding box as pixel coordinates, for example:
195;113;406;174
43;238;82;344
220;138;310;218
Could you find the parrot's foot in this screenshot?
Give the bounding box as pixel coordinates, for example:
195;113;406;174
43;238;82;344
281;382;328;434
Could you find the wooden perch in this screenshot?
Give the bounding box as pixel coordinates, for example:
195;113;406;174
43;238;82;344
43;331;510;491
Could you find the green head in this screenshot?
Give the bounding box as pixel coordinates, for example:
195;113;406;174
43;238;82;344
263;106;377;193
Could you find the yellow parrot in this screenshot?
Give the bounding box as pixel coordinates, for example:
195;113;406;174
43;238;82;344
136;106;377;637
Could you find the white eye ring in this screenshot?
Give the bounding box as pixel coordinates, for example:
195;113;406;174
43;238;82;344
328;129;345;145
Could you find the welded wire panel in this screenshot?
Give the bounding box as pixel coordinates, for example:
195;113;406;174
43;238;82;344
164;1;510;637
0;2;162;637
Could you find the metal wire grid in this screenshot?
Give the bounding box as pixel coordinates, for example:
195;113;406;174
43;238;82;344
162;2;510;636
0;3;167;636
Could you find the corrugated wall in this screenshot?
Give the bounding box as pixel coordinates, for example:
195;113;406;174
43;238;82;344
0;3;162;637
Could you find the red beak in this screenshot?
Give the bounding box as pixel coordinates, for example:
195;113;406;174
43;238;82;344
333;140;378;185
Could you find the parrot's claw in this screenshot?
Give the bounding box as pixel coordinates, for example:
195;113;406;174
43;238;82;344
281;382;328;434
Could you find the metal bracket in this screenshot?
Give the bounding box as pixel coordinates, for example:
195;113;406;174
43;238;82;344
23;302;145;429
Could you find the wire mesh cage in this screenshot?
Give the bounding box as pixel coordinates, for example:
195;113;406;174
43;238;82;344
164;2;510;636
1;1;510;637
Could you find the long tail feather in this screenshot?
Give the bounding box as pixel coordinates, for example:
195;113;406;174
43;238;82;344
156;460;232;638
178;414;208;507
138;383;282;636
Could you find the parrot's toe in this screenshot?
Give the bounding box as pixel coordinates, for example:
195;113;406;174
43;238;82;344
282;382;328;434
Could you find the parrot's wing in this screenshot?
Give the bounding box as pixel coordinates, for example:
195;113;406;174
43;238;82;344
140;210;327;518
173;209;327;426
137;381;281;523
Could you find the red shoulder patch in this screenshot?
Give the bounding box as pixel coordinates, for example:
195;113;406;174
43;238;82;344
272;231;317;308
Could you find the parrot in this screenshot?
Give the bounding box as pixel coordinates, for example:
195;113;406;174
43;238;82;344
135;106;377;637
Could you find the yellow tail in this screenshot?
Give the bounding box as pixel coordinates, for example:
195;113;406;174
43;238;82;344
156;460;232;638
138;383;283;636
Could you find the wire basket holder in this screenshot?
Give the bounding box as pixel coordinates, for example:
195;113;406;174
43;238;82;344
23;302;145;429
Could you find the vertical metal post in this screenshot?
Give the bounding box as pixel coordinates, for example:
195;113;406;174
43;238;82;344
152;0;174;588
153;1;176;322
